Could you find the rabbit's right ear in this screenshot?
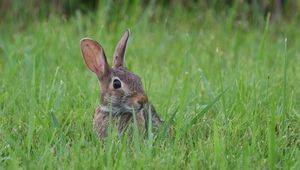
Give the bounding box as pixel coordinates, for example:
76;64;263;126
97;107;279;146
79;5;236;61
80;38;110;79
112;29;129;68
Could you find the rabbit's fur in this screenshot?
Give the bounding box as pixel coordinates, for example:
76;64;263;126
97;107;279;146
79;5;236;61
80;30;164;139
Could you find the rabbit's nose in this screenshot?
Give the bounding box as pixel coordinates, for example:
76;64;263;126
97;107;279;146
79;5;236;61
135;94;148;106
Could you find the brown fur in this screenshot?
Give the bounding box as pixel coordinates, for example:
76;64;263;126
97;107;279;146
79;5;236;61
80;29;165;140
93;106;146;139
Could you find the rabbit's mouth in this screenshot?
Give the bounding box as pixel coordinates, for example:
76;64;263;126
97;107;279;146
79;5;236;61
102;94;147;115
123;103;145;113
104;102;144;116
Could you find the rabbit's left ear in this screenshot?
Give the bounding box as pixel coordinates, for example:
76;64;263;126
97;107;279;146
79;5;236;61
80;38;110;79
112;29;129;68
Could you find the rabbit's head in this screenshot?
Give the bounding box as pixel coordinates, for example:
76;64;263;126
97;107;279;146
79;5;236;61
80;30;148;115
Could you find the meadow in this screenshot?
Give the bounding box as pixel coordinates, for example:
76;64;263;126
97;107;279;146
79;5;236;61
0;3;300;169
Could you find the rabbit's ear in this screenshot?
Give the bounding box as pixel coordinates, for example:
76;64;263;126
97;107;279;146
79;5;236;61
112;29;129;68
80;38;110;79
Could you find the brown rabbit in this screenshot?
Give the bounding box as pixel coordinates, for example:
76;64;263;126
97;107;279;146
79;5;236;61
80;29;164;139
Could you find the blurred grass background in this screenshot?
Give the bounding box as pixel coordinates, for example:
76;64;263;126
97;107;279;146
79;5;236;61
1;0;300;27
0;0;300;169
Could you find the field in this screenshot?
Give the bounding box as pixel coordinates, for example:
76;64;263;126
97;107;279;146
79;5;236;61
0;3;300;169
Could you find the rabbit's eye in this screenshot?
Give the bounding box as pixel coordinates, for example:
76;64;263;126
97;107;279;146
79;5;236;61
113;79;122;89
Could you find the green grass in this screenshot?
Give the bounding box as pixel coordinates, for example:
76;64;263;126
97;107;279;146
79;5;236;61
1;4;300;169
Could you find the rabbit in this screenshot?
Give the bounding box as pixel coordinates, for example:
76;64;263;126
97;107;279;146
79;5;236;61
80;29;164;139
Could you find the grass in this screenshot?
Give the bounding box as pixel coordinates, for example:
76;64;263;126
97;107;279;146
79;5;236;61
1;3;300;169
